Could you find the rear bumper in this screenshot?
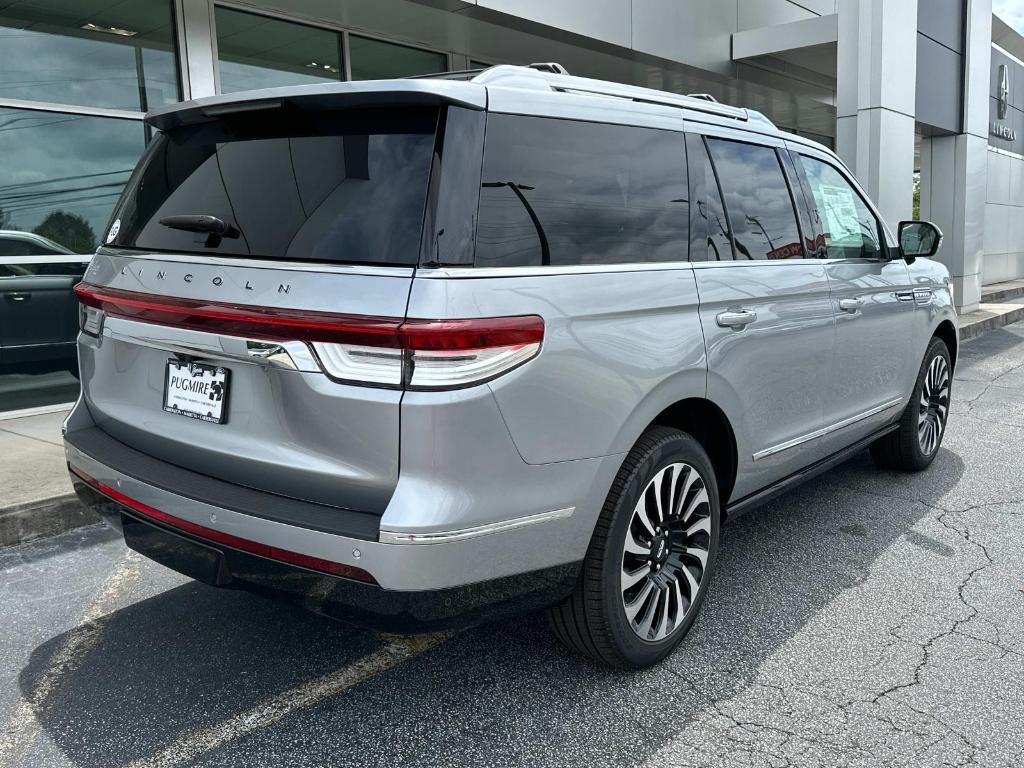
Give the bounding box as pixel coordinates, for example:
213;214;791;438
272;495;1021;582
71;478;579;632
64;428;593;593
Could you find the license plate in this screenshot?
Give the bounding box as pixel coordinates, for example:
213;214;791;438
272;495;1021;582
164;360;229;424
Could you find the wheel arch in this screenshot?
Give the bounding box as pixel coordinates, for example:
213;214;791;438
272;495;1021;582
649;397;738;508
933;319;958;370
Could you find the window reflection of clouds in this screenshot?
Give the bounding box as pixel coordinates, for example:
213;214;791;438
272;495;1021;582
0;108;145;253
707;140;801;261
0;1;178;111
476;115;689;267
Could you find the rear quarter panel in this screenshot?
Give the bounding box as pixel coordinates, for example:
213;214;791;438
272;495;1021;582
405;266;708;465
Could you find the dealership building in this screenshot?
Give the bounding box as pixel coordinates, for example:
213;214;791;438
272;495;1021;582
0;0;1022;318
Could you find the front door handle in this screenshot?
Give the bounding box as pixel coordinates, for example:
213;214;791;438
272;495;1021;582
838;297;863;313
4;292;30;302
716;309;757;329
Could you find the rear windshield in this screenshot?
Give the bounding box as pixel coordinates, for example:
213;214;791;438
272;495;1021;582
109;107;438;265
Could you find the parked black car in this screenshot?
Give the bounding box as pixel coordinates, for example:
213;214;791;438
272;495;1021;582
0;230;90;372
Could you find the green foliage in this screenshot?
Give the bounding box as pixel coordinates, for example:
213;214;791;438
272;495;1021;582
32;210;96;254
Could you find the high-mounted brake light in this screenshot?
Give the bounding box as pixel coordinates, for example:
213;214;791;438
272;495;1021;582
74;283;544;389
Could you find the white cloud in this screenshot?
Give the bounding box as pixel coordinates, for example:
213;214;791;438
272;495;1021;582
994;0;1024;34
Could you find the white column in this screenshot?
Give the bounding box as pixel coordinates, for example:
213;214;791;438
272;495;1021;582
177;0;219;99
919;0;991;314
836;0;918;225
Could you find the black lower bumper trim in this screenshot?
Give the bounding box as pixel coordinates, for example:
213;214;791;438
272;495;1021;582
65;425;380;541
74;480;581;633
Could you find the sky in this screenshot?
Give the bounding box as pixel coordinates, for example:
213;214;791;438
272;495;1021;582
994;0;1024;34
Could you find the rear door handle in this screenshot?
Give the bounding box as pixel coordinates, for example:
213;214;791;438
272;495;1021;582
716;309;757;329
838;297;863;313
4;292;30;302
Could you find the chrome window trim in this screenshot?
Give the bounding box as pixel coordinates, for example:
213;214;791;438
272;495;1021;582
415;261;695;279
0;98;144;121
0;256;92;266
752;398;903;461
379;507;575;545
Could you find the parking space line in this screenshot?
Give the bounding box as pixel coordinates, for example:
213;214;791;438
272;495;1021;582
126;632;449;768
0;551;143;766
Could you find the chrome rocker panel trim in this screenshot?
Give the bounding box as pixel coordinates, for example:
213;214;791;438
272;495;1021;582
379;507;575;544
752;398;903;461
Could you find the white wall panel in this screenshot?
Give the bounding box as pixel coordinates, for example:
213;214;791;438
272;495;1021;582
477;0;631;48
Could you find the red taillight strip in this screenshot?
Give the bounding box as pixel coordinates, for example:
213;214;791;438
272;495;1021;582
69;465;376;584
73;282;543;351
74;282;403;347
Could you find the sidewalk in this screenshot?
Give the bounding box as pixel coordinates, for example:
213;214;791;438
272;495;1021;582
0;408;96;546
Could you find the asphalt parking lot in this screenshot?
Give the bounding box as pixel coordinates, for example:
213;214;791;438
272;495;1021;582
2;322;1024;768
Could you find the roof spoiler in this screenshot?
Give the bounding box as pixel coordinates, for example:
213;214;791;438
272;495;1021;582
145;79;486;131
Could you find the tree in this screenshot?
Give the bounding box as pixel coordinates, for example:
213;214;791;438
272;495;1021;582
32;210;96;254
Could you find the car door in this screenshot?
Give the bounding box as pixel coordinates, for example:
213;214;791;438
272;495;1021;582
687;131;836;501
0;255;88;363
787;145;916;455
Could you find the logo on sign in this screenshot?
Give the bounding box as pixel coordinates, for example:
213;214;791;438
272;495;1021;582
999;63;1010;120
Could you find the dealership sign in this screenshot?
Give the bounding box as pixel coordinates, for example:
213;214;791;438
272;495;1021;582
991;121;1017;141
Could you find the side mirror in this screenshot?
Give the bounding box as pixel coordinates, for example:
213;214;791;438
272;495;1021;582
898;220;943;261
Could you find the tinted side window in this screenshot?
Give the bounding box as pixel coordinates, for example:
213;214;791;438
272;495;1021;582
706;139;803;260
475;115;688;267
687;134;733;261
797;155;882;259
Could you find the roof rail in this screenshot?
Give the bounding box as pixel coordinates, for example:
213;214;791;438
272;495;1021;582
469;65;777;129
528;62;570;75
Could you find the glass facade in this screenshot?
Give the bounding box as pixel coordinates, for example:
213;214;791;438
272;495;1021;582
0;0;179;111
215;7;343;93
349;34;447;80
0;108;147;253
0;3;460;413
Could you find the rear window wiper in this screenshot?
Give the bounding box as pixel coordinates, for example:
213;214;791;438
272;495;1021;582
158;214;239;238
158;214;240;247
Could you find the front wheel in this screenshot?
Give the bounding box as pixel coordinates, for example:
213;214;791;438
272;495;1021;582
548;427;720;669
871;337;951;471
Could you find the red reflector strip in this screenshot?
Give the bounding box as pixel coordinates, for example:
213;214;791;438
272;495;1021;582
73;282;544;352
74;282;403;347
69;465;376;584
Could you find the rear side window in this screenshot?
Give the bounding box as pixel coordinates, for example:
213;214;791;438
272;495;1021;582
706;139;803;260
110;107;437;265
475;115;688;267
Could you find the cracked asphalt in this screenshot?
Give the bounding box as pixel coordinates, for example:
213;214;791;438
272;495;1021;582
2;322;1024;768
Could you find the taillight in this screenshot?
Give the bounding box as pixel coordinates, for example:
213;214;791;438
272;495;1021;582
74;282;543;390
313;316;544;390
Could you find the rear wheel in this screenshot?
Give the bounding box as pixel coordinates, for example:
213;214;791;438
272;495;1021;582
548;427;720;669
871;337;951;471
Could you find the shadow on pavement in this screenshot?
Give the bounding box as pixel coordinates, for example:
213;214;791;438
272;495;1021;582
20;445;965;767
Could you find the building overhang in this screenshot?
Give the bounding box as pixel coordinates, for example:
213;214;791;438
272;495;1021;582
731;14;838;89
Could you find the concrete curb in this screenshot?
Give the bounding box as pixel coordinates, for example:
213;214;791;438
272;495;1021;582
958;305;1024;342
0;493;99;548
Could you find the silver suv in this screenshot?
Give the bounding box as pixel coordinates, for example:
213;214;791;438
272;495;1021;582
65;65;957;669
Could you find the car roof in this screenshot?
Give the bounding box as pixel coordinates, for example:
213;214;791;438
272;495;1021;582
144;64;829;155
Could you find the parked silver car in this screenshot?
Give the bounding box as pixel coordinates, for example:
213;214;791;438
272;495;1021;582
65;65;956;668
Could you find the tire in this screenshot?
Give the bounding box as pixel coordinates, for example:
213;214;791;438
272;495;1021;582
870;336;951;472
547;426;720;669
